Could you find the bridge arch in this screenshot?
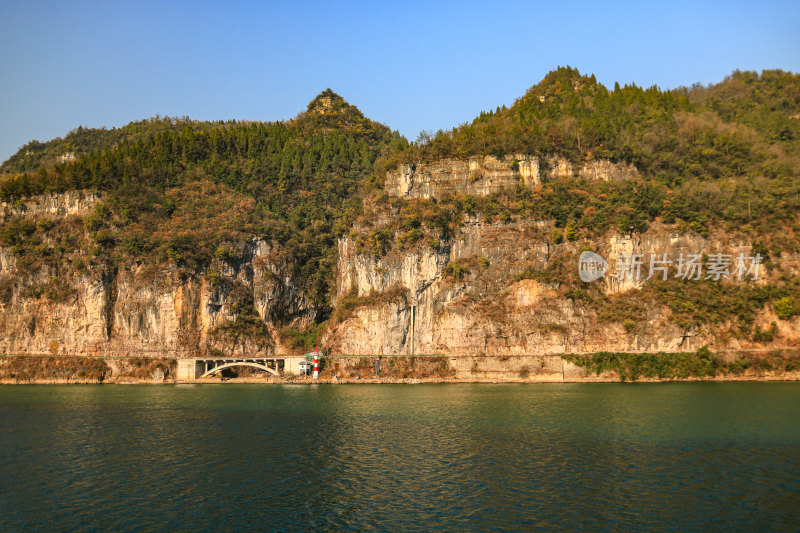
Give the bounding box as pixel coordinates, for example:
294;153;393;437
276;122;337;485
200;361;279;378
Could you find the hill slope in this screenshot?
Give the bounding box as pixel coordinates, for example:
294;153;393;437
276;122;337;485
378;67;800;247
0;72;798;359
1;91;401;323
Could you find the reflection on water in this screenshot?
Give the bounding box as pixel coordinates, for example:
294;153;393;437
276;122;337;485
1;383;799;531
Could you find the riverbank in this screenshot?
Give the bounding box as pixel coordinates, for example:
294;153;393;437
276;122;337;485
174;373;800;385
0;355;175;384
1;350;799;384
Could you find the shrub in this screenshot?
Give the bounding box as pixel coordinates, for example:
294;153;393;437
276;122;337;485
369;229;392;258
206;269;222;287
463;195;476;214
445;260;467;279
214;245;237;262
279;323;326;352
774;297;798;320
565;220;579;241
36;218;55;232
565;350;723;381
752;322;778;342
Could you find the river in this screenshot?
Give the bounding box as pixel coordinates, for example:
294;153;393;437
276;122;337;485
1;383;798;531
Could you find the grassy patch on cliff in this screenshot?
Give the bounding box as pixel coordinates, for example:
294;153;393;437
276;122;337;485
332;284;410;323
565;347;800;381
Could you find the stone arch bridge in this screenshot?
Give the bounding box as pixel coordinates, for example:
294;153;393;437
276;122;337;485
177;356;307;380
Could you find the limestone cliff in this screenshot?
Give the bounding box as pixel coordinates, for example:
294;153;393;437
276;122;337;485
1;191;100;222
384;155;637;199
1;164;798;359
0;194;313;357
324;217;800;356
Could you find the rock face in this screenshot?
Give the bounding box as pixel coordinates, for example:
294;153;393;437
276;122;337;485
0;249;313;357
579;159;638;181
1;169;798;359
1;191;100;222
325;220;800;356
384;155;638;198
0;195;313;357
384;155;539;199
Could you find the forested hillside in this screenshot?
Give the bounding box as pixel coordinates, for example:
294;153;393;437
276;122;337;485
344;68;800;348
374;67;800;249
0;117;229;176
1;91;403;314
1;70;798;355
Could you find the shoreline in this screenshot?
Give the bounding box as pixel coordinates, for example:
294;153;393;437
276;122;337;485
2;373;799;385
2;351;798;385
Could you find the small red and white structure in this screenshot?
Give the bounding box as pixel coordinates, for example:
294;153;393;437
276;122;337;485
312;346;320;379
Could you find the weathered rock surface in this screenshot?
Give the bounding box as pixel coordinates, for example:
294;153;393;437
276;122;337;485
384;155;537;199
384;155;638;199
579;159;638;181
1;191;100;222
1;179;798;359
325;219;800;356
0;195;313;356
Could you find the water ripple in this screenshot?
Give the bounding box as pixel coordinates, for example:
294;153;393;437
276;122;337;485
1;383;799;531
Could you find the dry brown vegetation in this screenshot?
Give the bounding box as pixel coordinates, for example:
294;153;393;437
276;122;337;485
322;356;455;379
0;356;109;382
111;358;176;380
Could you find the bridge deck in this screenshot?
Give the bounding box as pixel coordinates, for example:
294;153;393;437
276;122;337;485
176;356;308;380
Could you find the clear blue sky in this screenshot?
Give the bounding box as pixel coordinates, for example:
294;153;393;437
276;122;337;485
1;0;798;162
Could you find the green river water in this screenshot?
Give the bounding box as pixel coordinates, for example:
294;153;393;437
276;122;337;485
1;383;798;531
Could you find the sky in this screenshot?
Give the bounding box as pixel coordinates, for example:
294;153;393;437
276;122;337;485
1;0;798;162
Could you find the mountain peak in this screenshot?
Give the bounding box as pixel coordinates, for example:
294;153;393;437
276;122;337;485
307;89;348;114
296;89;384;134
